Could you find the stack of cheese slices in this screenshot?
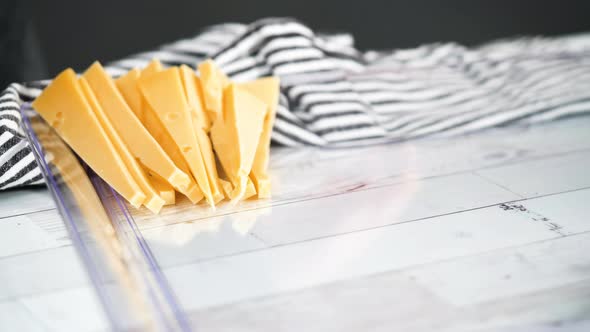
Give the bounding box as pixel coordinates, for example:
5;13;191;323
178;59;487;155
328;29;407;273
32;59;279;214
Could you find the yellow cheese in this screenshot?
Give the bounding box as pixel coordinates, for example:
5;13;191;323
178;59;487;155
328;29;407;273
113;64;202;204
142;59;163;77
210;84;267;201
215;161;232;200
31;69;146;208
179;65;223;203
192;77;212;131
145;170;176;205
181;183;205;204
137;115;204;205
194;76;223;204
218;178;255;201
79;77;165;213
82;62;190;190
136;64;204;204
116;60;164;120
115;68;142;119
238;77;280;198
218;161;256;201
218;178;233;199
139;67;215;206
243;178;257;200
198;59;229;123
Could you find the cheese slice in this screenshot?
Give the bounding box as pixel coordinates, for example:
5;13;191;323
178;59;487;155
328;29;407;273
193;76;224;204
198;59;229;123
218;178;233;199
145;170;176;205
210;84;267;200
115;68;142;120
215;161;233;200
142;59;163;77
82;62;190;190
191;77;212;131
135;64;205;204
120;60;163;108
179;65;223;203
139;67;215;206
79;77;165;213
243;178;257;200
113;65;201;203
31;68;146;208
238;77;280;198
218;177;255;201
217;157;257;201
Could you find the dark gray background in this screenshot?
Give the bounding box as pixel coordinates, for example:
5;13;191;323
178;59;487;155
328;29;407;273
3;0;590;86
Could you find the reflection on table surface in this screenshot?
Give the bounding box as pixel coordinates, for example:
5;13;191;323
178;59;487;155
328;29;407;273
1;117;590;331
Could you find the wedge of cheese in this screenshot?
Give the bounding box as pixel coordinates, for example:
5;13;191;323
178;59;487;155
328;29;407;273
179;65;223;203
210;84;267;200
219;178;256;200
191;76;212;131
31;69;146;208
102;63;203;205
142;59;163;77
145;170;176;205
218;161;257;201
243;178;257;200
117;60;163;117
79;77;165;214
139;67;215;206
193;75;225;204
115;65;200;204
238;77;280;198
218;178;233;199
82;62;190;191
198;59;229;124
114;68;142;120
135;64;205;204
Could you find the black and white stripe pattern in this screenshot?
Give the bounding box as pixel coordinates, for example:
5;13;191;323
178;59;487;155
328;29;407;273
0;84;44;189
2;18;590;189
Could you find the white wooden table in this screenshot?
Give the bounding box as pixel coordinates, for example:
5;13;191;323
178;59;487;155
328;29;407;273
1;118;589;332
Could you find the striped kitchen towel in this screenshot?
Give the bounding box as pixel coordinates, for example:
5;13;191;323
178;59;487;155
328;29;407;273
2;17;590;190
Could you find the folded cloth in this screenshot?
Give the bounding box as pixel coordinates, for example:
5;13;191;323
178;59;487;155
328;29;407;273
2;17;590;190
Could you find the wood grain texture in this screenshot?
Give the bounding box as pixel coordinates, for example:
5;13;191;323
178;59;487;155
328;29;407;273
0;188;55;219
189;233;590;332
0;118;589;331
